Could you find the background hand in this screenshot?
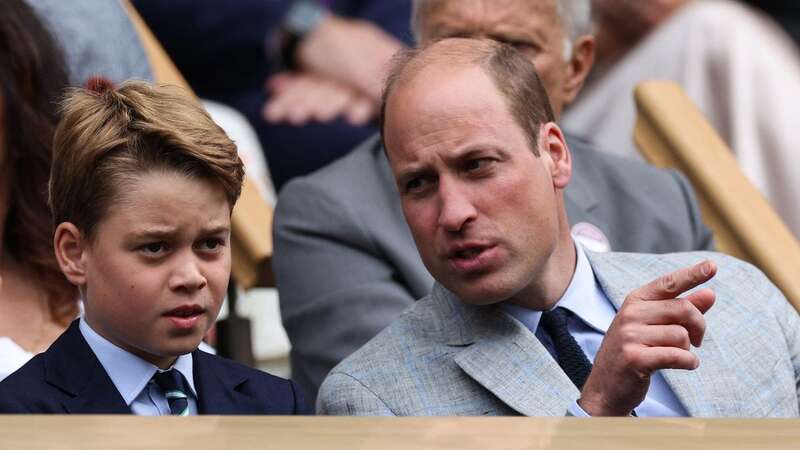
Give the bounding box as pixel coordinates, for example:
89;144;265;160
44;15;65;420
296;15;404;102
263;72;376;126
579;259;717;416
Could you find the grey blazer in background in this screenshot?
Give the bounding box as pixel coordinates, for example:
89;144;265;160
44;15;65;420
26;0;152;85
274;133;714;403
318;251;800;416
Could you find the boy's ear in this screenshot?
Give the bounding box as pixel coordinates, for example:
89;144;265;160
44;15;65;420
53;222;88;286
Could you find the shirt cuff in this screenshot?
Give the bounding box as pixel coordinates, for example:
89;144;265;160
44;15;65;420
569;400;638;417
568;400;591;417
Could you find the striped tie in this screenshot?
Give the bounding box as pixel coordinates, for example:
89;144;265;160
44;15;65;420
152;369;190;416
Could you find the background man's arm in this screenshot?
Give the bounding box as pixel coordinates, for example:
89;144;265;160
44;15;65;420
273;178;417;401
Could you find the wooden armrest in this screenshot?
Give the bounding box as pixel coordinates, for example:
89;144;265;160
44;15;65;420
634;80;800;311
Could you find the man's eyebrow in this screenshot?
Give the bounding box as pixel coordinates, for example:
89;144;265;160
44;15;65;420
396;166;431;187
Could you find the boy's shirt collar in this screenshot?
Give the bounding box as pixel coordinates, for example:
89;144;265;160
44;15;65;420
78;318;197;406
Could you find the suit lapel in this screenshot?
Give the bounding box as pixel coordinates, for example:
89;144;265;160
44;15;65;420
587;251;746;417
435;287;578;416
45;321;130;414
193;351;266;414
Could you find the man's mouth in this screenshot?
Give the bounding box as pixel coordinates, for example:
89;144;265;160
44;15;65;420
454;248;484;259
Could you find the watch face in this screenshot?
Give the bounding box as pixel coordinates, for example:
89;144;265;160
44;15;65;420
286;0;329;37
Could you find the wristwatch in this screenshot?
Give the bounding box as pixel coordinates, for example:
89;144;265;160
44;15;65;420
278;0;330;70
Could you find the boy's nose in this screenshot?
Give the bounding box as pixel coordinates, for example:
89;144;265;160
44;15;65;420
169;255;208;293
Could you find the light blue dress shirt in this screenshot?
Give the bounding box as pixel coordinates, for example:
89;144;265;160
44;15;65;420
79;319;199;416
502;243;689;417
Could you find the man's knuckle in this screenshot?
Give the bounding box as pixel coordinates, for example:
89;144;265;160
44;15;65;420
660;274;678;294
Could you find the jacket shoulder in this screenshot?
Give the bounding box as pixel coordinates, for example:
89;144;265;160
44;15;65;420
195;351;311;414
0;353;65;413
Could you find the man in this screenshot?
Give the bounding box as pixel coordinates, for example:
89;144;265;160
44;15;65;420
275;0;713;403
317;38;800;416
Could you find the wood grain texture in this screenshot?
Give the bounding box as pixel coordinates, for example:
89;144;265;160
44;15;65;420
2;416;799;450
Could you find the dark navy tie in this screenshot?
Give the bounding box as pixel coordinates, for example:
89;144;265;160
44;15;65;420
152;369;190;416
539;307;593;390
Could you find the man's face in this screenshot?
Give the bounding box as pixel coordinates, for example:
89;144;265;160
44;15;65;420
419;0;573;117
384;65;570;306
80;171;231;368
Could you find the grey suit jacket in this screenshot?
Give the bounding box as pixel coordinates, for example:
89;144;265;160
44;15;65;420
274;134;714;403
27;0;152;85
318;251;800;417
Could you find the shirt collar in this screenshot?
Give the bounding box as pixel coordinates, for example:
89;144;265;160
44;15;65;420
79;318;197;405
502;241;615;334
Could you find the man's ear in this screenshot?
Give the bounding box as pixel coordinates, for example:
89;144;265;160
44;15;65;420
539;122;572;190
562;35;596;106
54;222;88;286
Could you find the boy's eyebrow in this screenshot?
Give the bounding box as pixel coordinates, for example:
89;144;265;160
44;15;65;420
201;225;231;235
126;224;231;241
127;227;178;241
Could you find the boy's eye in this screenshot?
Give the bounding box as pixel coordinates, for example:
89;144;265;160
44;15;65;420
196;238;224;252
140;242;166;255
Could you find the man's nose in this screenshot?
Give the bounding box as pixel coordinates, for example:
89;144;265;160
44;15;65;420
169;251;208;293
437;179;477;233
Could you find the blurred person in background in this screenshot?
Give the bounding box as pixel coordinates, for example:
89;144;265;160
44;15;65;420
563;0;800;238
0;0;77;380
134;0;413;189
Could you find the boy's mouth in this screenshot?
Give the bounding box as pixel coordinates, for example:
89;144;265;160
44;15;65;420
164;304;206;330
164;304;205;318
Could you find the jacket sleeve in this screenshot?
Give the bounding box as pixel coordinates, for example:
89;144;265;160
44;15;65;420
273;177;416;401
668;169;715;251
316;372;395;415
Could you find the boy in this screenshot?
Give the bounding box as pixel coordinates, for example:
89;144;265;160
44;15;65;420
0;81;309;414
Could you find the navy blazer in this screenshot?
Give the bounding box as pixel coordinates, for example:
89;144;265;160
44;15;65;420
0;321;311;414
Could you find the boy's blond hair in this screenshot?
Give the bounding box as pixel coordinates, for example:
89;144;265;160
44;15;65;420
49;81;245;238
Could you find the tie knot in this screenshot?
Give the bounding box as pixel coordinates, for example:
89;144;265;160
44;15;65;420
539;307;572;335
152;369;186;392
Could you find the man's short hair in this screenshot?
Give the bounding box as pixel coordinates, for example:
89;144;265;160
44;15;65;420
411;0;592;43
380;38;555;156
49;80;245;239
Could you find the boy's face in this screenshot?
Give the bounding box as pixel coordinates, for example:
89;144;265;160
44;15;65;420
79;170;231;368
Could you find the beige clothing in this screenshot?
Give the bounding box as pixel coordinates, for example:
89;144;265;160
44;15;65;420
562;0;800;237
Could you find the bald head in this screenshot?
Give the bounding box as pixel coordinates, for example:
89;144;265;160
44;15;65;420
381;38;555;156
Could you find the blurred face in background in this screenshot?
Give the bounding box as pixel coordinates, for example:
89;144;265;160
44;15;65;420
417;0;594;118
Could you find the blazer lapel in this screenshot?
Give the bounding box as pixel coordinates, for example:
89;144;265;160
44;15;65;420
192;350;266;414
587;251;746;417
45;321;130;414
436;287;578;416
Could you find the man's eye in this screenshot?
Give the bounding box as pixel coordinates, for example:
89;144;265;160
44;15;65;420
465;158;494;172
506;40;539;56
405;177;429;194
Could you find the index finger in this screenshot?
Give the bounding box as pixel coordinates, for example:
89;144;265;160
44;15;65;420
633;260;717;301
